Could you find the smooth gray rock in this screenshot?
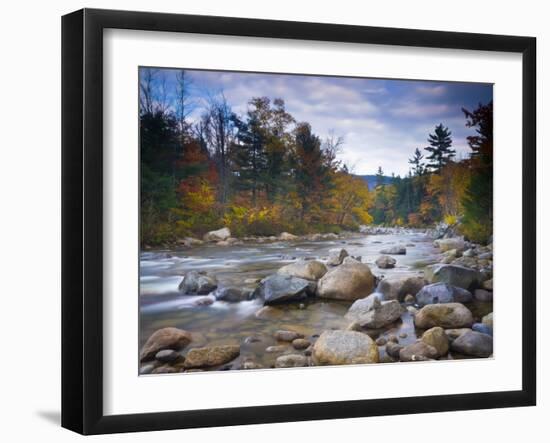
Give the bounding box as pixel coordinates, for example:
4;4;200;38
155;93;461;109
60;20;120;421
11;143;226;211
275;354;308;368
380;245;406;255
255;274;311;305
178;271;218;295
415;282;473;307
213;287;253;302
345;298;402;329
450;330;493;357
375;255;397;269
327;248;349;266
428;264;481;290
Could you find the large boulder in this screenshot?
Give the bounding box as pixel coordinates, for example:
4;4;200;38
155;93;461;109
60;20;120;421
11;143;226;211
427;264;481;290
327;248;349;266
380;245;406;255
278;260;328;281
178;271;218;295
434;237;465;252
414;303;474;329
312;330;379;365
399;341;439;361
377;276;426;302
317;261;375;301
254;274;311;305
344;293;383;321
415;283;473;307
140;327;193;362
345;298;402;329
213;287;253;302
421;326;449;357
203;227;231;242
375;255;397;269
184;345;240;368
450;330;493;357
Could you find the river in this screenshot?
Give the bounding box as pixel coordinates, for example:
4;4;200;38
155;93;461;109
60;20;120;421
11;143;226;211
139;230;491;370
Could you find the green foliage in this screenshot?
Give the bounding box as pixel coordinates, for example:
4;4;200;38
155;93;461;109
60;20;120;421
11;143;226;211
424;123;455;172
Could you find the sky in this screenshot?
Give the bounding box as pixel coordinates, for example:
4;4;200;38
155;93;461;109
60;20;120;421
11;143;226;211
143;67;492;176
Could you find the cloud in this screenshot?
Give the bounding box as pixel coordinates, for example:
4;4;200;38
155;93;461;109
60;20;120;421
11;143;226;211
163;69;491;176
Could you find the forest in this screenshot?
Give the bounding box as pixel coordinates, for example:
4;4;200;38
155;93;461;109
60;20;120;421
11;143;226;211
140;69;493;246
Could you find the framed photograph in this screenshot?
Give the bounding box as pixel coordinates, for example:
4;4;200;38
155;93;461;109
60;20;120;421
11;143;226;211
62;8;536;435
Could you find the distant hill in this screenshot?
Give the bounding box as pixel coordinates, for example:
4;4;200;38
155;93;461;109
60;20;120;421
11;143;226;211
356;174;394;191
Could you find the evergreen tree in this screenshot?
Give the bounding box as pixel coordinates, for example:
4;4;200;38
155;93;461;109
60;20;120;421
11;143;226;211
375;166;385;187
408;148;425;176
424;124;455;172
461;102;493;243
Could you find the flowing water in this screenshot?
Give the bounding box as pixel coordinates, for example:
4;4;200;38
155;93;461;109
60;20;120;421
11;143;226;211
139;231;492;370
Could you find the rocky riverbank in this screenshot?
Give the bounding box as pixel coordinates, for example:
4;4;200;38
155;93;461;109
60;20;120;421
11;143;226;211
139;227;493;374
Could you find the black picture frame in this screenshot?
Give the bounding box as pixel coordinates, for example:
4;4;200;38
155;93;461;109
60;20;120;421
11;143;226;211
61;8;537;435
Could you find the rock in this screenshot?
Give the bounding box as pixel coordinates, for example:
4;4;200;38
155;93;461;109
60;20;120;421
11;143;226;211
478;252;493;260
345;298;402;329
183;345;240;368
255;274;311;305
255;306;285;320
474;289;493;302
177;237;204;247
434;237;465;252
266;345;288;353
346;321;363;332
140;363;157;374
414;303;474;329
375;255;397;269
445;328;471;342
278;260;328;281
472;322;493;336
344;292;383;318
240;360;264;370
275;354;308;368
399;332;408;339
243;335;262;344
463;248;476;257
387;334;399;343
377;276;426;302
385;341;403;359
279;232;299;241
375;337;387;346
380;245;406;255
274;330;304;342
152;365;178;374
482;312;493;328
213;287;252;302
140;327;193;361
399;341;439;361
450;330;493;357
421;327;449;357
327;248;349;266
482;279;493;290
404;294;416;304
193;296;215;306
203;227;231;242
244;277;262;285
178;271;218;295
312;330;379;365
292;338;311;350
317;261;375;301
415;283;473;307
155;349;181;363
428;264;481;290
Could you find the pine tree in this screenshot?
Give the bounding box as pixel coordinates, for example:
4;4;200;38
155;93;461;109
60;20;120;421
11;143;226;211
375;166;385;187
408;148;425;176
424;124;455;172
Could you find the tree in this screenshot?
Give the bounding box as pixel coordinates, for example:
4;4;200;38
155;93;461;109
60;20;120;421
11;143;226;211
424;123;455;172
460;102;493;243
291;122;330;222
375;166;385;187
408;148;425;176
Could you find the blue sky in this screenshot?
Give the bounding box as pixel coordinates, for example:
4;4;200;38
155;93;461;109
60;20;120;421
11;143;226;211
143;67;492;176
